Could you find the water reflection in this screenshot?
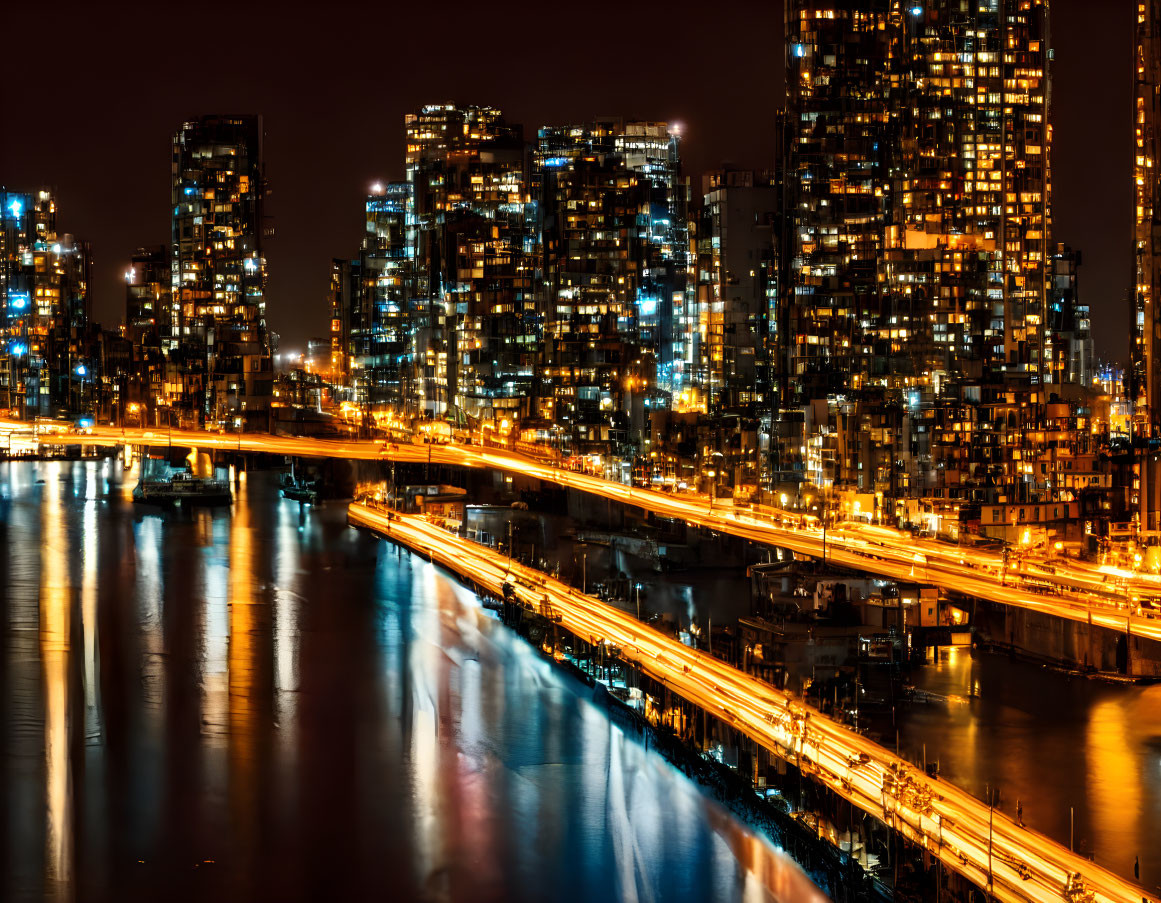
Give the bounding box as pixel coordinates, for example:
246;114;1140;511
40;469;74;901
0;461;824;903
902;645;1161;889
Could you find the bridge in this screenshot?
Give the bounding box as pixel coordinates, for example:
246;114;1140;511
348;501;1158;903
5;419;1160;649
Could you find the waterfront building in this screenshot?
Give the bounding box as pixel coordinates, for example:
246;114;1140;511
0;187;95;419
781;2;894;401
780;0;1053;514
783;0;1050;396
125;245;169;347
695;168;779;413
169;114;272;427
531;118;690;453
405;103;534;423
358;182;415;409
122;246;170;424
1134;0;1161;530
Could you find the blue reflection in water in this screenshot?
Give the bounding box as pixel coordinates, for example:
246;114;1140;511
0;460;826;903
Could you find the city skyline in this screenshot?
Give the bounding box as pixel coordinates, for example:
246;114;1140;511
0;0;1133;357
7;3;1161;901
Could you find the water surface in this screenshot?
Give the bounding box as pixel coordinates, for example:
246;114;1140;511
0;459;825;903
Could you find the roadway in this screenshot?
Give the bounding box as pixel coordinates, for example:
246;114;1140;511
5;419;1161;645
348;501;1157;903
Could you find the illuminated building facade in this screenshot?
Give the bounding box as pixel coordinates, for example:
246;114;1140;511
405;104;534;422
1046;244;1092;388
1134;0;1161;435
347;181;414;408
1133;0;1161;529
329;256;359;396
696;168;779;412
0;187;94;418
125;245;169;346
888;0;1051;388
169;115;272;427
781;0;1054;515
121;246;170;424
532;119;690;451
782;2;894;401
784;0;1051;397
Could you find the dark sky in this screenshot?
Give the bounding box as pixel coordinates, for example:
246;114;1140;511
0;0;1134;360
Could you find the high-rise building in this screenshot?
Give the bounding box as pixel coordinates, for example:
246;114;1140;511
329;256;359;396
783;1;1051;401
780;1;1053;507
696;168;779;412
169;114;271;426
122;245;170;424
405;103;534;423
0;187;94;418
357;182;415;409
1046;244;1092;388
1135;0;1161;436
888;0;1051;388
1134;0;1161;530
532;119;690;451
125;245;169;346
782;2;895;401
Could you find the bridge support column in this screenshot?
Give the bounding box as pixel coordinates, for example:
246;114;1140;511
186;447;214;477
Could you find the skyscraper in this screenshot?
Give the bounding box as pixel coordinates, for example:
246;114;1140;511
1134;0;1161;529
169;114;271;426
1134;0;1161;434
783;0;1051;400
696;168;779;412
889;0;1051;388
125;245;169;347
340;181;415;409
782;2;894;402
0;187;93;418
532;119;689;452
405;103;533;423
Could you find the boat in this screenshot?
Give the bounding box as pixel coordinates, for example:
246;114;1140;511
133;470;232;506
281;482;319;504
280;468;320;504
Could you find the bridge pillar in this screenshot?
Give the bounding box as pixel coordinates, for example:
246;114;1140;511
185;447;214;477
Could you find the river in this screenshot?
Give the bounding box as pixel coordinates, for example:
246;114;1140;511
0;458;825;903
899;644;1161;892
457;502;1161;893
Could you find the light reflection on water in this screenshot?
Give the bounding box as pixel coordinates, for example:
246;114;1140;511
902;644;1161;889
0;460;826;903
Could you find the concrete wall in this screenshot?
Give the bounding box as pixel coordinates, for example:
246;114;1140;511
974;599;1161;678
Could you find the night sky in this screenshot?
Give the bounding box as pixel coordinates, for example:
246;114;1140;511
0;0;1133;360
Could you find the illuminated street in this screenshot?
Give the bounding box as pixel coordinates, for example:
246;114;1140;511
8;419;1159;645
348;500;1160;903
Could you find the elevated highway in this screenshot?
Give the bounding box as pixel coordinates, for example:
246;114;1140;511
6;419;1161;645
349;501;1158;903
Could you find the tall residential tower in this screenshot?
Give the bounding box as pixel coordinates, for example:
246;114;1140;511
170;114;271;426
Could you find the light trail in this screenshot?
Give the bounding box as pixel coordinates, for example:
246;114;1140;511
348;501;1158;903
6;418;1160;643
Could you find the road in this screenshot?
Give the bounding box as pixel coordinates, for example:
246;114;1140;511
5;419;1160;645
347;501;1158;903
